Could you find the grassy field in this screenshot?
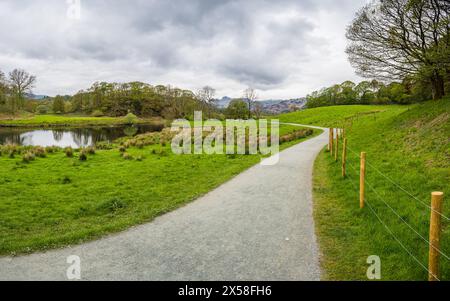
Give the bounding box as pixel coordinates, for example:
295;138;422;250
0;123;320;255
280;101;449;280
0;114;162;127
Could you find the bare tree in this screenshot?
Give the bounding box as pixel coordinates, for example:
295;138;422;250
253;101;263;118
9;69;36;114
197;86;216;117
346;0;450;99
243;87;257;118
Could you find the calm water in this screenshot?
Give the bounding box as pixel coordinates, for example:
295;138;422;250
0;124;163;148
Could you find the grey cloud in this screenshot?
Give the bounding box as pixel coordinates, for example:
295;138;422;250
0;0;367;97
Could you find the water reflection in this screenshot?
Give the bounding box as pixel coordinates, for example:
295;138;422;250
0;124;163;148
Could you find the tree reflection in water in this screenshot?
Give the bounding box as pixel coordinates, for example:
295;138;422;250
0;124;162;148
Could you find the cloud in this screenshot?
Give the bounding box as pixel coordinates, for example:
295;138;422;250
0;0;368;98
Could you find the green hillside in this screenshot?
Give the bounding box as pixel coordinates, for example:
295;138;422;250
280;99;450;280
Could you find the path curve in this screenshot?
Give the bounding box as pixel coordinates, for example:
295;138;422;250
0;125;328;281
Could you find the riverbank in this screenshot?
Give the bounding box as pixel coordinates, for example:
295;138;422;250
0;114;165;128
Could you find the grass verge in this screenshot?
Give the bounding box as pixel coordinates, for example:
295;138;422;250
305;100;449;280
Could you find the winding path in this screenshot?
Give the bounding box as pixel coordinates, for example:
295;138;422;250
0;125;328;281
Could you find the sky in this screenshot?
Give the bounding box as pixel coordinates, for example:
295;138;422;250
0;0;368;99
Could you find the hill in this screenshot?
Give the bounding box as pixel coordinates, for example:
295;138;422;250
216;96;307;114
278;99;450;280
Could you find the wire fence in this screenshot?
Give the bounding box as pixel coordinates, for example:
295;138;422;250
328;128;447;281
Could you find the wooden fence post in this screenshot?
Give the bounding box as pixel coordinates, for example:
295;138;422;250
330;128;334;156
335;131;339;162
360;152;366;209
342;138;347;177
429;191;444;281
328;128;332;152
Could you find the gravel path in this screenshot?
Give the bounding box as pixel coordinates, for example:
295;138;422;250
0;125;328;281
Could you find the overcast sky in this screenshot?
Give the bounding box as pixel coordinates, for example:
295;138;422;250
0;0;368;99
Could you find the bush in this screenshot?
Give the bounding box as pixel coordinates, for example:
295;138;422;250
65;147;74;158
91;110;104;117
36;105;50;114
125;112;138;125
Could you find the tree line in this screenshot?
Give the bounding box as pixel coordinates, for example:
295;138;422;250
0;68;261;120
305;78;436;108
309;0;449;109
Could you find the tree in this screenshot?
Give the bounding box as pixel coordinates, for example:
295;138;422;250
225;99;249;119
0;70;7;108
196;86;216;118
8;69;36;114
253;102;264;118
52;96;66;114
346;0;450;99
243;87;257;118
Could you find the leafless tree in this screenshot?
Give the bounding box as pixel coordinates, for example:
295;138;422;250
243;87;257;118
346;0;450;99
197;86;216;117
8;69;36;113
253;101;263;118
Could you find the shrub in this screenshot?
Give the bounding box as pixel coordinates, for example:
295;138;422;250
22;152;35;163
124;112;138;125
65;147;74;158
91;110;104;117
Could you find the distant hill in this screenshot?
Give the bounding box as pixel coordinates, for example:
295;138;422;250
25;93;49;100
215;96;307;114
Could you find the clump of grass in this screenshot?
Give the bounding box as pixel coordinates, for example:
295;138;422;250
61;176;72;184
122;152;133;160
86;146;96;155
33;147;46;158
136;155;144;161
22;152;35;163
64;147;74;158
79;150;88;161
119;146;126;153
97;197;129;213
95;141;113;150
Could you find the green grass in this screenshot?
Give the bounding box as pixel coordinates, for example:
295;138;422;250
0;114;161;127
278;104;404;127
280;101;449;280
0;124;320;255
